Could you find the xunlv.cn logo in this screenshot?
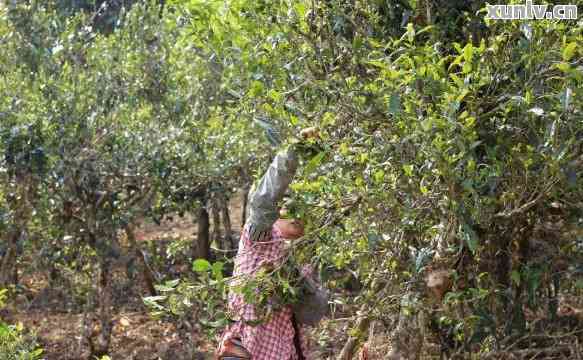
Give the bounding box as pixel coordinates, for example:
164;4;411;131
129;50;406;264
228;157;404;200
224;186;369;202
487;1;578;20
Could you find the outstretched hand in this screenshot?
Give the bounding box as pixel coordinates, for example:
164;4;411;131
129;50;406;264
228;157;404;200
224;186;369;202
291;127;322;160
299;127;319;140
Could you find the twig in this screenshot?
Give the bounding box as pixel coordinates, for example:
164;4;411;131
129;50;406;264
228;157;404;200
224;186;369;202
493;179;558;219
483;345;572;359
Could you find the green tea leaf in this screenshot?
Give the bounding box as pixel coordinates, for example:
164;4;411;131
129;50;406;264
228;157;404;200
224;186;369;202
193;259;212;272
463;44;473;62
459;223;479;254
388;93;401;116
212;261;224;280
304;151;326;176
563;42;577;61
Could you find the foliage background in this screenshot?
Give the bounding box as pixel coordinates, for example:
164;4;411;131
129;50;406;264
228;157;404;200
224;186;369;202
0;0;581;358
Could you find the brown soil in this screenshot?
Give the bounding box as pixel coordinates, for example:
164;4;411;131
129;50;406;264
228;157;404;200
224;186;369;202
5;309;215;360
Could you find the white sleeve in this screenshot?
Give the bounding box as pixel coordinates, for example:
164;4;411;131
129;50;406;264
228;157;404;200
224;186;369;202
246;147;298;241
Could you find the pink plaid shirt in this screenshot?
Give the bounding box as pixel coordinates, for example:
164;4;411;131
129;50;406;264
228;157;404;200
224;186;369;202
221;223;310;360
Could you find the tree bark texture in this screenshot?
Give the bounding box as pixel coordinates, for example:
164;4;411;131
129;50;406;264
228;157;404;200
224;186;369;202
0;229;20;287
125;224;157;297
219;193;234;252
194;205;210;260
211;196;222;249
84;258;114;359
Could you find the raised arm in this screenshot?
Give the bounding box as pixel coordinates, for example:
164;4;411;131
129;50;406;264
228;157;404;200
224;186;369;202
246;146;298;242
246;128;319;242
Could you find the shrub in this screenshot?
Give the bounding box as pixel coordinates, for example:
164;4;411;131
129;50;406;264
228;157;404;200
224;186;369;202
0;290;42;360
0;323;43;360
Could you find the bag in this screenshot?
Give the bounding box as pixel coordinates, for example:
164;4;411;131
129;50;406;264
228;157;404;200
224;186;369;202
291;273;330;326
